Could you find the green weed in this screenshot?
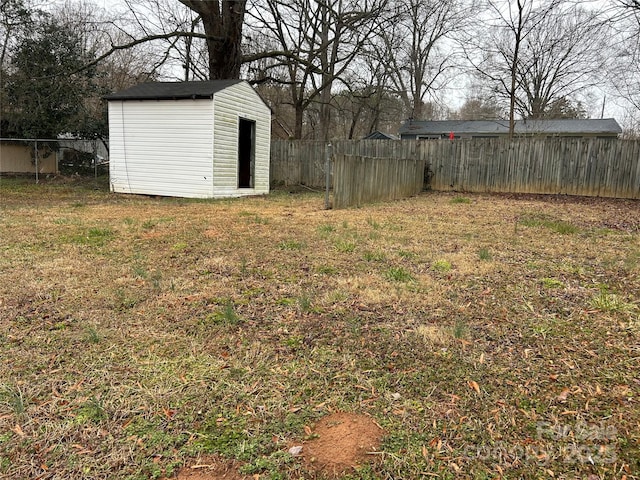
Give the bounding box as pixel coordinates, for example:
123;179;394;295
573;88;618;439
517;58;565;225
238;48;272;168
366;217;381;229
0;385;26;416
363;250;386;262
297;294;313;313
239;211;269;224
209;302;242;325
478;248;492;260
316;264;338;275
590;289;635;313
85;325;101;344
317;224;336;237
541;277;565;289
72;227;114;246
334;239;357;253
278;240;305;250
76;397;108;424
385;266;415;282
518;213;580;234
114;288;139;310
453;320;468;339
432;259;452;272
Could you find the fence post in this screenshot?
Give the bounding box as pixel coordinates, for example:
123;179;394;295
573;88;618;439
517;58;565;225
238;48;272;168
325;142;332;209
35;140;39;184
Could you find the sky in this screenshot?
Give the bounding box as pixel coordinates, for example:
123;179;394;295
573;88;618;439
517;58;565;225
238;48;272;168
46;0;633;127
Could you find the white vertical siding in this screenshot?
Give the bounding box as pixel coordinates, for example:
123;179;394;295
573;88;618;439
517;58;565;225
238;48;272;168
108;100;214;198
212;82;271;197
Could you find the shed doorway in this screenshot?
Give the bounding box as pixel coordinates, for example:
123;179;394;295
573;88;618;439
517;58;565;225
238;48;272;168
238;118;255;188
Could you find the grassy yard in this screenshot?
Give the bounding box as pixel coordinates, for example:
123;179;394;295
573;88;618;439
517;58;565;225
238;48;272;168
1;177;639;479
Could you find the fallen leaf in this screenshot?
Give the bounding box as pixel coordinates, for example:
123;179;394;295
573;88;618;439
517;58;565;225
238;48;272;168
556;388;570;402
468;380;481;394
12;425;25;437
162;407;176;419
428;437;443;453
288;445;303;456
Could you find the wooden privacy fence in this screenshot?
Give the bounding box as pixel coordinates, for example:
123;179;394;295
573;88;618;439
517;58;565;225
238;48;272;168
427;137;640;199
270;138;640;200
333;154;425;209
270;140;421;188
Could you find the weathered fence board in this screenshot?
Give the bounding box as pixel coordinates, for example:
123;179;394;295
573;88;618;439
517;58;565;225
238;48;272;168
270;138;640;200
270;140;421;188
333;154;425;209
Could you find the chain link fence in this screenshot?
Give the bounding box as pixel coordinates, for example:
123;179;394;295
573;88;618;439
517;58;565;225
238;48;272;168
0;137;109;182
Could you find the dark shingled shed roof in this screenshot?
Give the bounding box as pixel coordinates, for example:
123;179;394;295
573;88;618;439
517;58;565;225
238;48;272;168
363;131;399;140
105;80;243;101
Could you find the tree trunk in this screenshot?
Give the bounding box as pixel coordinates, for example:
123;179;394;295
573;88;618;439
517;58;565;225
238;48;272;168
509;0;525;138
178;0;246;80
294;102;304;139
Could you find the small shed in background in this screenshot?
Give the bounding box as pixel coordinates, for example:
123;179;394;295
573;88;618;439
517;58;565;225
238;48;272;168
106;80;271;198
362;131;399;140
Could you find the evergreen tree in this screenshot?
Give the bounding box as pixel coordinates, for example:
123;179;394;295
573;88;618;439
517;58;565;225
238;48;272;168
2;15;102;139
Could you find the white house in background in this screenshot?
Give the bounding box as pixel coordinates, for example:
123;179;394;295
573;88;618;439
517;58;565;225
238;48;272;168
106;80;271;199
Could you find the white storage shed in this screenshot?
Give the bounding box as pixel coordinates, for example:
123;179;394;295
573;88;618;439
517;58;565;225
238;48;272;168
106;80;271;198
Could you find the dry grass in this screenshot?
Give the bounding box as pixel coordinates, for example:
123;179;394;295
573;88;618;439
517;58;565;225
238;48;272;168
1;176;640;479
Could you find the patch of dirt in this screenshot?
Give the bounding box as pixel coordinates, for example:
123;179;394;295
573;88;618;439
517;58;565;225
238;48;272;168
164;456;248;480
301;412;384;477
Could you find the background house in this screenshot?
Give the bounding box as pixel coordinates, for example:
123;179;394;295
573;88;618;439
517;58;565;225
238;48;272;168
106;80;271;199
399;119;622;140
0;141;57;174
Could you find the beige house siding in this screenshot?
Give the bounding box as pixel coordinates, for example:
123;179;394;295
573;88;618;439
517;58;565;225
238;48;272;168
0;143;57;174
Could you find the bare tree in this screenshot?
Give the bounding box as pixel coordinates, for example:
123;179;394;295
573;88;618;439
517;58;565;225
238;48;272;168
375;0;473;120
331;65;405;139
77;0;245;81
177;0;246;79
452;93;505;120
514;7;608;119
246;0;387;140
465;0;561;135
335;52;405;138
608;0;640;131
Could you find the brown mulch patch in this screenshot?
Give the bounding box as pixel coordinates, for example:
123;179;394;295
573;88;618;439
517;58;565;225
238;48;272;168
171;413;384;479
164;456;247;480
301;412;384;477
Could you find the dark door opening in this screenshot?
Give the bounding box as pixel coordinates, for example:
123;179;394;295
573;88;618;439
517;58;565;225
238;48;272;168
238;118;255;188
